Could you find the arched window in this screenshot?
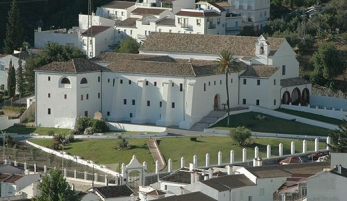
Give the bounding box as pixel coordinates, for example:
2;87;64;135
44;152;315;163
61;77;71;84
260;43;264;54
80;77;88;84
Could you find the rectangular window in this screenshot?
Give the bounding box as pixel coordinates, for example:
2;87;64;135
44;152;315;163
107;111;110;116
256;99;259;105
243;79;247;85
120;79;123;84
204;83;206;91
220;80;222;85
48;108;51;115
260;188;265;196
98;76;100;82
48;93;50;98
121;11;124;16
98;93;100;99
180;83;183;91
84;111;88;116
146;81;149;86
108;79;110;83
132;99;135;105
123;99;127;105
274;79;276;85
197;19;201;25
48;76;51;81
172;102;175;108
129;80;131;85
64;94;67;99
172;83;174;87
113;79;115;87
208;81;211;86
243;99;246;104
274;99;276;105
86;94;89;100
147;101;150;106
130;113;133;117
230;78;233;83
248;196;252;201
214;81;216;85
159;101;162;108
282;65;286;75
154;81;157;86
257;80;260;85
81;95;83;100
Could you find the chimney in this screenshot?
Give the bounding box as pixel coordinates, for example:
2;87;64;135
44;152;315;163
208;168;213;179
227;165;232;175
189;163;195;184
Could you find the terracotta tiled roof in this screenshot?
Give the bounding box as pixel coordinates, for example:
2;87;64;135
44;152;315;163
176;10;220;17
280;77;311;87
245;162;329;178
94;185;134;198
202;174;255;191
36;58;104;73
155;192;216;201
215;2;232;7
140;32;285;57
81;26;112;37
161;170;194;184
95;52;176;62
156;17;175;26
4;174;23;183
116;18;139;27
102;1;135;9
240;65;279;78
131;7;168;15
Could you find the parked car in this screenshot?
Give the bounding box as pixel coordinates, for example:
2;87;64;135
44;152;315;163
279;156;311;165
307;151;329;160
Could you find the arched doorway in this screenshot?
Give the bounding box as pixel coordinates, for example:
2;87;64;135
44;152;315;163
282;91;290;104
291;88;301;105
302;88;310;105
214;94;220;110
127;170;140;188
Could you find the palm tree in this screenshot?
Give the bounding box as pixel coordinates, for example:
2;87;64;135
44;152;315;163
214;50;240;126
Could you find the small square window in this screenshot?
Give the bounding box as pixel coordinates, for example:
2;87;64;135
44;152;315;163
208;82;210;86
108;79;110;83
256;99;259;105
172;102;175;108
130;113;133;117
220;80;222;85
282;65;286;75
180;83;183;91
154;82;157;86
98;93;100;99
107;111;110;116
231;79;233;83
132;99;135;105
48;76;51;81
159;101;162;108
81;95;83;100
243;79;247;85
98;76;100;82
129;80;131;85
274;79;276;85
274;99;276;105
243;99;246;104
257;80;260;85
113;79;115;87
120;79;123;84
48;108;51;115
172;83;174;87
146;81;149;86
214;81;216;85
147;101;150;106
86;94;89;100
84;111;88;116
124;99;127;105
64;94;67;99
204;83;206;91
48;93;51;98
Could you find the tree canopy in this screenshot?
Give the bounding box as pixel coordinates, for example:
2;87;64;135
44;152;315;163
115;37;140;54
328;118;347;153
229;126;252;146
24;43;85;93
32;168;80;201
7;60;16;98
3;0;22;54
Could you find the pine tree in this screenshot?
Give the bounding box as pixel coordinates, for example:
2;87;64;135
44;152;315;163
16;59;24;96
32;169;80;201
3;0;22;54
7;60;16;98
328;119;347;153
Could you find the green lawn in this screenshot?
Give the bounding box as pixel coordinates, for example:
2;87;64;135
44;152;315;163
276;108;343;125
29;137;326;172
211;112;330;136
5;125;71;135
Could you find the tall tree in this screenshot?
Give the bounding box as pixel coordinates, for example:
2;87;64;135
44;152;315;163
214;50;239;126
16;59;24;98
25;43;85;93
115;37;140;54
32;168;80;201
7;60;16;98
328;119;347;153
3;0;22;54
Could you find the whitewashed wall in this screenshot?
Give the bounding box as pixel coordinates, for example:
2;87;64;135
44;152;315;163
107;122;166;132
281;104;346;121
311;94;347;111
0;116;19;130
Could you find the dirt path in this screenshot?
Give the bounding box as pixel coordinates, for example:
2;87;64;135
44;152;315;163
147;139;166;171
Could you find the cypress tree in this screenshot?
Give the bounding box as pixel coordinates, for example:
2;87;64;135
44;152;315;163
16;59;24;95
3;0;22;54
7;60;16;98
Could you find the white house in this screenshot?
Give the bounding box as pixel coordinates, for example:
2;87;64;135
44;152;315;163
35;33;310;129
0;173;40;200
0;52;28;93
81;185;135;201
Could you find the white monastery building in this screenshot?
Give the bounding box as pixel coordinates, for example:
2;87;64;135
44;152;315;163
35;33;310;129
34;0;270;58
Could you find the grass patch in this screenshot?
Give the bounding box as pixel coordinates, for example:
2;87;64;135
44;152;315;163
276;108;344;125
5;125;70;135
211;112;330;136
29;137;326;173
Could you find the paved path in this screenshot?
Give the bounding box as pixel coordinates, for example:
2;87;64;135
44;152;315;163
147;139;166;171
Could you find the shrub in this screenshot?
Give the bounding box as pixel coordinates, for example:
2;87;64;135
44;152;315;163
76;116;93;132
116;137;131;150
92;119;109;133
229;126;251;146
70;128;80;135
84;127;94;135
190;137;197;142
47;130;54;136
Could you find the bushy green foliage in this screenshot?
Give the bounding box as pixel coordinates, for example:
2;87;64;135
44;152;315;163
92;119;109;133
76;116;108;133
7;60;16;98
2;106;25;113
328;118;347;153
229;126;251;146
116;136;131;150
32;169;80;201
47;130;54;136
115;37;140;53
3;0;23;54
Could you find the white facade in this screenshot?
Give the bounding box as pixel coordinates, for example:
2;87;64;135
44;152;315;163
34;27;81;49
